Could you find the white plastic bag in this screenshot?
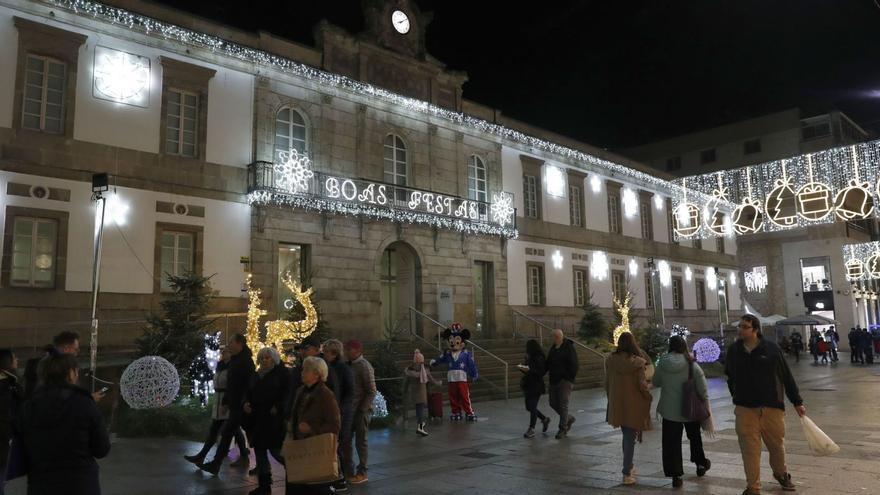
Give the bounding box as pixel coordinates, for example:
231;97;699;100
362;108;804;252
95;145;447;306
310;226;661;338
800;415;840;456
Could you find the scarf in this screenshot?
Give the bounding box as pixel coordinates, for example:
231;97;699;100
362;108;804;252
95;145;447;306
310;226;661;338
413;350;429;384
258;364;274;378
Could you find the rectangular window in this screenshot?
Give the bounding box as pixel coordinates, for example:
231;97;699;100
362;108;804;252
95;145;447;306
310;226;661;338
700;148;717;165
612;270;626;302
716;236;725;254
672;276;683;310
640;198;653;240
523;175;538;219
527;264;545;306
696;280;706;311
802;121;831;141
22;55;65;133
165;88;199;157
608;192;621;234
645;272;654;309
569;184;583;227
743;138;762;154
693;238;702;250
573;268;588;307
10;217;57;288
159;231;195;291
666;156;681;171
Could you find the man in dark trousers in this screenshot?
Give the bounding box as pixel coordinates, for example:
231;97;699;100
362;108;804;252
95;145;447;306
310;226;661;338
323;339;355;494
848;327;863;364
726;314;806;495
199;333;255;475
545;328;579;439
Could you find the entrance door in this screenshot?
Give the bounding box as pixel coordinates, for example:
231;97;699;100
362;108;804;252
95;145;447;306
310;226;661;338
380;242;421;334
473;261;494;336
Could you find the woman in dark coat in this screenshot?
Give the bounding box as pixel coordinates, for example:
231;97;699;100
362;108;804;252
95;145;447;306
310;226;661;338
519;339;550;438
286;356;341;495
15;353;110;495
0;349;23;495
245;347;291;495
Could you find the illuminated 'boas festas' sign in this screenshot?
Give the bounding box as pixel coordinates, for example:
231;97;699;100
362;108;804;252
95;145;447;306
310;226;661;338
247;156;518;238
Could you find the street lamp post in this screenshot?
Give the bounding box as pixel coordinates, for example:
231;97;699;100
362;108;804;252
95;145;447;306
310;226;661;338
89;173;109;393
648;257;664;327
716;266;728;339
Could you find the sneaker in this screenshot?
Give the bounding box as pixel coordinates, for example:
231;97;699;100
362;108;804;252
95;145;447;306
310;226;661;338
555;429;567;440
696;458;711;477
416;423;429;437
774;472;796;491
672;476;683;488
184;454;205;465
332;479;350;493
566;415;576;430
350;473;368;484
622;474;636;485
524;428;535;439
466;414;477;422
541;416;551;433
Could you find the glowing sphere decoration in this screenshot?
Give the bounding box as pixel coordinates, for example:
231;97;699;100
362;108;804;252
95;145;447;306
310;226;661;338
692;338;721;363
120;356;180;409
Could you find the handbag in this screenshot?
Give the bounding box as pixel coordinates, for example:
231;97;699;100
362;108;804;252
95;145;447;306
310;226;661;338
800;416;840;456
282;432;340;484
682;362;710;422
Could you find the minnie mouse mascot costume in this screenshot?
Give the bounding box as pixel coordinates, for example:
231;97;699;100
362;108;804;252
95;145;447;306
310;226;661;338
430;323;479;421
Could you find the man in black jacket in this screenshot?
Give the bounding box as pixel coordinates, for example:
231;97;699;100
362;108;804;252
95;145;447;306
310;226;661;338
725;314;806;495
323;339;355;494
200;333;255;475
545;329;579;439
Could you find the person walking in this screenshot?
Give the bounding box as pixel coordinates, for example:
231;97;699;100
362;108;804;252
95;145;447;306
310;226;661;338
244;347;290;494
817;337;829;364
518;339;551;438
0;349;22;495
808;330;821;364
199;333;256;475
15;353;111;494
545;328;579;439
405;349;440;437
285;356;341;495
184;348;249;467
605;332;652;486
726;314;806;495
848;327;863;364
789;331;803;363
322;339;354;494
345;340;376;485
863;327;875;364
826;327;839;362
653;336;711;488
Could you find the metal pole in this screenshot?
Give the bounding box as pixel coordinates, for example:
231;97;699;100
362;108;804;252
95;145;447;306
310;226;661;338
90;194;107;393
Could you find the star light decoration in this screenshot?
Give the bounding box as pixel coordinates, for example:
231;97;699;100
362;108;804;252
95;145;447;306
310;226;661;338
46;0;722;206
591;251;609;281
93;45;150;106
274;149;314;194
244;273;318;360
612;292;633;346
490;192;515;227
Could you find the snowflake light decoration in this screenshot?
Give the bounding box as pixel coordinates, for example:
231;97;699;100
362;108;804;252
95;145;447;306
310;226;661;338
692;338;721;363
274;149;314;194
490;192;514;226
120;356;180;409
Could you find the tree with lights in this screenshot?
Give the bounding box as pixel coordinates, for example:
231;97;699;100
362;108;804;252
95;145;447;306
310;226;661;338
578;293;610;342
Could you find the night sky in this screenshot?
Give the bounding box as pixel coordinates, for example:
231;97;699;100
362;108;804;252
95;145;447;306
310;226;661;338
155;0;880;149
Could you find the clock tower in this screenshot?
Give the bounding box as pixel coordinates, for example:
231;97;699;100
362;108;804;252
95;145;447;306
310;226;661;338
315;0;467;111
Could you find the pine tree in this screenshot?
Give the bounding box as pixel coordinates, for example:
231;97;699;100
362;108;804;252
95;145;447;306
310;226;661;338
136;272;215;377
578;293;609;342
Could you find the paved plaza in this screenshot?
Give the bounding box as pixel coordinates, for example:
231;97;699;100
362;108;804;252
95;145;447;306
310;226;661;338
7;356;880;495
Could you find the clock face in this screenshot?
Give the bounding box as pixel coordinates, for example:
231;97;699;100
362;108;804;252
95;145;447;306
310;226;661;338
391;10;410;34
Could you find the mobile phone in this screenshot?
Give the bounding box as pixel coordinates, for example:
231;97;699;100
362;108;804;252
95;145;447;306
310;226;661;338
99;386;110;394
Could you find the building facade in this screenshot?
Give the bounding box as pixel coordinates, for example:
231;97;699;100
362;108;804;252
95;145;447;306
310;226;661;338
0;0;740;356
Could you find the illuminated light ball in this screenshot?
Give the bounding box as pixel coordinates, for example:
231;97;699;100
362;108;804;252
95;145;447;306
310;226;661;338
373;391;389;419
671;324;690;340
692;338;721;363
120;356;180;409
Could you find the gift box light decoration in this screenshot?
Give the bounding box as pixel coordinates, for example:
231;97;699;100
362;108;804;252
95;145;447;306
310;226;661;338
93;45;150;106
841;242;880;281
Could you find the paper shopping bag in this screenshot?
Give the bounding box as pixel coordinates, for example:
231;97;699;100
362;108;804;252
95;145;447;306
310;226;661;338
282;432;340;484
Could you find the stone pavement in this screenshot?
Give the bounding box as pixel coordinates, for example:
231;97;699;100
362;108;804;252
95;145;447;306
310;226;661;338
7;356;880;494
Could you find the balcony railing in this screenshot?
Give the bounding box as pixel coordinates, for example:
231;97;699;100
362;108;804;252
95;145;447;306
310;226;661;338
247;161;518;238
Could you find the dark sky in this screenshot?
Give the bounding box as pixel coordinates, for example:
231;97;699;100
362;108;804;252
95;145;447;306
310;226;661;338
155;0;880;149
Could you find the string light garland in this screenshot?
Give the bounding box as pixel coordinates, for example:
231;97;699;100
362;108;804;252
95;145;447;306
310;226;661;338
41;0;719;203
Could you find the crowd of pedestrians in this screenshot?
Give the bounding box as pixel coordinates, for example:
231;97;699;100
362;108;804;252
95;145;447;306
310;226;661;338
0;315;821;495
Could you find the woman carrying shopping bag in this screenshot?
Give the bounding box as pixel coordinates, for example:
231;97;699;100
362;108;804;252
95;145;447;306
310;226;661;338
284;356;341;495
653;336;712;488
605;332;652;486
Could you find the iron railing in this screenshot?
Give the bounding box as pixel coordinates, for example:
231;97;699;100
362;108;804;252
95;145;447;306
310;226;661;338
511;309;606;359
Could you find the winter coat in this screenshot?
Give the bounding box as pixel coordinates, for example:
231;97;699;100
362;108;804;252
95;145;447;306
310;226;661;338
325;357;354;415
349;356;377;413
725;338;802;411
245;365;291;450
404;363;440;404
15;384;111;495
223;347;255;410
652;353;708;423
546;339;579;385
519;353;547;396
212;362;231;420
0;370;23;468
289;382;341;440
605;352;652;431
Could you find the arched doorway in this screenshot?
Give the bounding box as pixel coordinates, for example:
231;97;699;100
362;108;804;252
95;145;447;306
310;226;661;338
380;241;422;334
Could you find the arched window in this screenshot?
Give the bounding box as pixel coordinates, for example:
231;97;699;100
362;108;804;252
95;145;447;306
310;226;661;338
274;107;308;160
384;134;407;201
468;155;487;202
